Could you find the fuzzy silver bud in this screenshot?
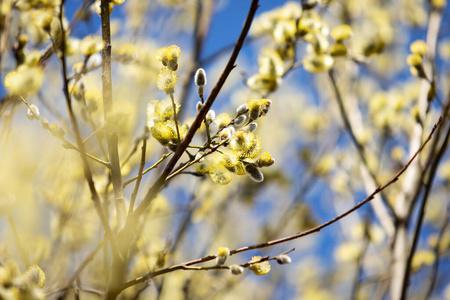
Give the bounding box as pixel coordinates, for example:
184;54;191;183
230;265;244;275
194;68;207;86
236;103;249;115
276;254;292;265
242;122;257;132
245;163;264;182
206;110;215;125
234;115;247;127
196;101;203;112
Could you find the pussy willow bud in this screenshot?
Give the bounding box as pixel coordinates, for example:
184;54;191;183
206;110;215;125
242;122;258;132
276;254;292;265
245;163;264;182
216;247;230;266
236;103;249;115
26;105;40;120
197;86;204;98
40;118;50;130
195;151;205;162
228;126;236;136
196;101;203;112
219;128;232;141
230;265;244;275
194;68;207;86
233;115;247;127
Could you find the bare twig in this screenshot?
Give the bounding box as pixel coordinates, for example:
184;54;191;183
122;152;173;188
100;0;126;230
129;137;148;214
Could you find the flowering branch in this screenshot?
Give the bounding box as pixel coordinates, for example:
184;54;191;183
122;116;441;290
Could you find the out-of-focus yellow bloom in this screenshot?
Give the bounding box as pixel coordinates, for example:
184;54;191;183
79;35;105;56
4;66;44;96
330;24;352;42
406;53;422;67
157;67;177;94
303;53;334;73
410;40;427;56
248;256;271;275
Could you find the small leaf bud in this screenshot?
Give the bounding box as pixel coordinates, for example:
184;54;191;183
194;68;207;86
197;85;204;98
216;247;230;266
26;105;40;120
242;122;258;132
196;101;203;112
40;118;50;130
195;151;205;163
276;254;292;265
236;103;249;115
206;110;215;125
233;115;247;127
230;265;244;275
245;164;264;182
219;128;232;141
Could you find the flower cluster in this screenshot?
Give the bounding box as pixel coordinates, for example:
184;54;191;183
195;99;274;185
147;98;188;150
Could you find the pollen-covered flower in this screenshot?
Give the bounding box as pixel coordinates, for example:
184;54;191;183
209;163;232;185
5;67;44;96
214;113;232;129
79;35;105;56
216;247;230;265
248;256;271;275
23;265;46;288
157;67;178;94
256;152;275;167
155;45;180;70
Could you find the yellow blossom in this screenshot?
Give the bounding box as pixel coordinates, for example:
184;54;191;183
157;67;177;94
79;35;105;56
248;256;271;275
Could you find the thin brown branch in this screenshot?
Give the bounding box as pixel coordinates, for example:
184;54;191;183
55;0;119;259
128;137;148;214
101;0;126;230
122;152;173;188
122;118;440;289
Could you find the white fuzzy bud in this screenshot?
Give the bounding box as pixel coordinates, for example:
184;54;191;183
233;115;247;127
242;122;257;132
26;105;40;120
196;101;203;112
206;110;215;125
194;68;207;86
236;103;249;115
230;265;244;275
245;164;264;182
276;254;292;265
195;151;205;162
